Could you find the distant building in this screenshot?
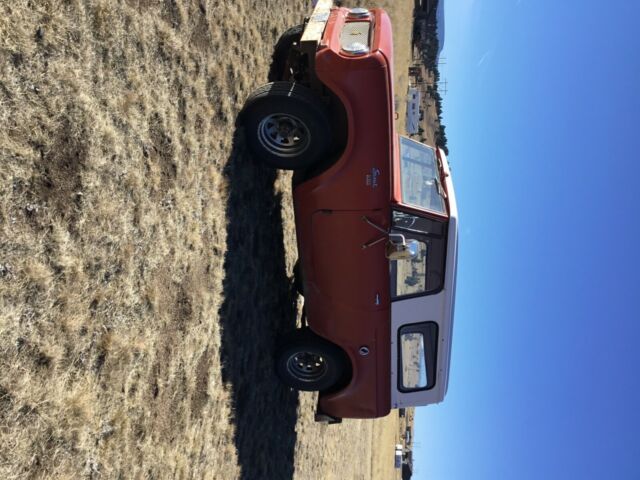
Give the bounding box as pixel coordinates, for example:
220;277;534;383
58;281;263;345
406;87;421;134
395;450;403;469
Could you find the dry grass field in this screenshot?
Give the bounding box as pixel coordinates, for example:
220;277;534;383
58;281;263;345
1;1;415;479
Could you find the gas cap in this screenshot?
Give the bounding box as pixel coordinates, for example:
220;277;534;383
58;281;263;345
347;7;370;19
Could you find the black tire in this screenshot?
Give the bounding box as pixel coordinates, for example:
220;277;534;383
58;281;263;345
275;329;349;392
242;82;332;170
270;24;303;82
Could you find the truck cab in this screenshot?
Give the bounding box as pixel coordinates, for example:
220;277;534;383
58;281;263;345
241;1;458;422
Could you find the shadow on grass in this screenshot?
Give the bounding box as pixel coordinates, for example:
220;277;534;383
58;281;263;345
219;125;300;479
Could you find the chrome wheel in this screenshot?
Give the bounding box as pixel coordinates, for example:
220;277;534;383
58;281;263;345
286;351;327;383
242;82;332;170
257;113;311;158
275;328;349;391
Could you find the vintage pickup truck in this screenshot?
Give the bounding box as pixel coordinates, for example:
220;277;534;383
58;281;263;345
241;1;458;422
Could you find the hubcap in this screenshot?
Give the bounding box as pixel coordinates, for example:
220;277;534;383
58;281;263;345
257;113;311;157
286;351;327;383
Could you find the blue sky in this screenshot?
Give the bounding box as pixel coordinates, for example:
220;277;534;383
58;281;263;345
413;1;640;479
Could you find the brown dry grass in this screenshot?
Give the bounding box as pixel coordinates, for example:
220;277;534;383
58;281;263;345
374;0;415;133
1;1;414;479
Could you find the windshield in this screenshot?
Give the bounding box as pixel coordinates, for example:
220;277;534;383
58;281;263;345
399;137;446;214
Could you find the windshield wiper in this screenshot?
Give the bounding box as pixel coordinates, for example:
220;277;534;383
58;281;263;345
434;176;447;199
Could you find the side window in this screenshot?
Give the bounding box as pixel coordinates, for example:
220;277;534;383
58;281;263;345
398;322;438;392
393;239;428;297
390;211;447;299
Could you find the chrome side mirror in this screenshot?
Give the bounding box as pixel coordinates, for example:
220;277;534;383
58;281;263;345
386;234;420;261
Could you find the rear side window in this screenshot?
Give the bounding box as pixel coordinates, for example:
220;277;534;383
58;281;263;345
398;322;438;392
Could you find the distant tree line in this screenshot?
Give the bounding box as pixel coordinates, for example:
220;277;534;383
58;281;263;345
413;0;449;155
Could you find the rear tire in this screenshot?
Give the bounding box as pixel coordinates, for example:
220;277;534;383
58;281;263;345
242;82;331;170
275;329;349;392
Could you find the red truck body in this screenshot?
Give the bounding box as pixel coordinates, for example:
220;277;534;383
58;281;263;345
242;3;458;421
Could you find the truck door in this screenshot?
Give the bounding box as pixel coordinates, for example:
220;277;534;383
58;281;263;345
310;209;390;313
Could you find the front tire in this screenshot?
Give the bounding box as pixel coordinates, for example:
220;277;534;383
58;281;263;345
242;82;332;170
275;329;349;392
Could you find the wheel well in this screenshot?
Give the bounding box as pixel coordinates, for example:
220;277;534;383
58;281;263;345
324;335;353;393
292;88;348;186
273;31;348;184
